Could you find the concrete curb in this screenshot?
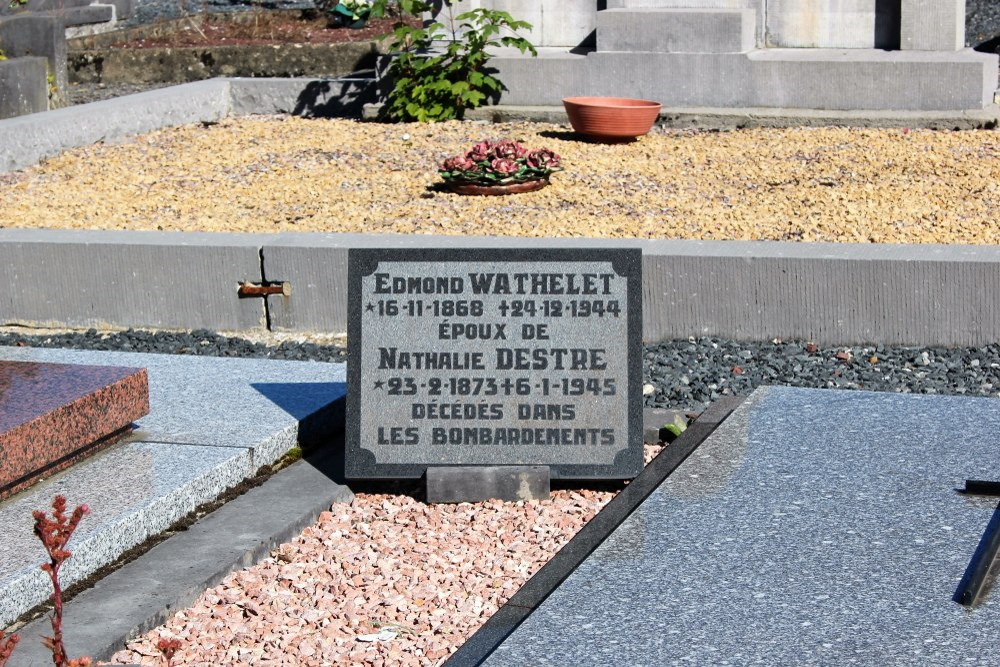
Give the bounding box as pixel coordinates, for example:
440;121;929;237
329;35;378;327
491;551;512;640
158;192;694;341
0;77;379;172
7;229;1000;346
67;42;381;86
458;103;1000;130
0;229;268;331
0;79;232;173
9;444;353;666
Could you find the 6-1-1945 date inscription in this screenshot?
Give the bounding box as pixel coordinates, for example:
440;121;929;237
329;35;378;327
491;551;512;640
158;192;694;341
381;376;617;397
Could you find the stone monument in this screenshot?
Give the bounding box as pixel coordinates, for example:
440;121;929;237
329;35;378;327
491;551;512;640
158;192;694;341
435;0;997;112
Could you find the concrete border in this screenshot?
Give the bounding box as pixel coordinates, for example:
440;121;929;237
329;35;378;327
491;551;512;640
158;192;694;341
262;233;1000;346
464;103;1000;130
0;229;268;331
67;43;381;85
0;77;375;172
6;229;1000;346
0;79;231;172
8;442;353;665
268;234;1000;345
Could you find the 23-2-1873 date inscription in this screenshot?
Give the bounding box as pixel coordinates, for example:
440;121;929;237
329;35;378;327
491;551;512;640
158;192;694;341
346;248;642;480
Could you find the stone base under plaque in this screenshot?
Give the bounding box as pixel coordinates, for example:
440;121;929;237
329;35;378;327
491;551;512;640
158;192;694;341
425;466;550;504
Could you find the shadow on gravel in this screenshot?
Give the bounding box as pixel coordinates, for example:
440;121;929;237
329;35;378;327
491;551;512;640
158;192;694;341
974;34;1000;54
343;477;629;503
537;129;638;145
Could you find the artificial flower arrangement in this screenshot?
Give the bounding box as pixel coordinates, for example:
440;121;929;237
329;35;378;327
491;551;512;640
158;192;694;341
439;140;562;187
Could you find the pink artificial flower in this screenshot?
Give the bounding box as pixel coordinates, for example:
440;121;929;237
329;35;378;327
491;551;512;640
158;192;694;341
490;157;519;175
467;140;493;162
491;140;526;160
443;155;478;172
526;148;560;169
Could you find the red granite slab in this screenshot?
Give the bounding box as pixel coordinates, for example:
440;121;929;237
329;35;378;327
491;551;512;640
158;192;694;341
0;360;149;500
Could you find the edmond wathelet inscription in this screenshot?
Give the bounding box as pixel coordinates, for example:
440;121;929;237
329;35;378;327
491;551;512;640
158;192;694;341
346;248;642;480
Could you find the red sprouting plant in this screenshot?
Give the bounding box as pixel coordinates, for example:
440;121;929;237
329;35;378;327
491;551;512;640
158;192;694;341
32;495;90;667
156;637;182;667
0;630;20;667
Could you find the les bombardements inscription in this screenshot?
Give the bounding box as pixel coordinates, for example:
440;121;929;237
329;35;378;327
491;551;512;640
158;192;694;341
346;248;641;480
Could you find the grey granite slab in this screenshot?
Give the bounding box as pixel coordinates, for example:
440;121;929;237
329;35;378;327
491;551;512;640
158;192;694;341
0;346;347;627
0;440;250;628
487;387;1000;666
0;346;347;461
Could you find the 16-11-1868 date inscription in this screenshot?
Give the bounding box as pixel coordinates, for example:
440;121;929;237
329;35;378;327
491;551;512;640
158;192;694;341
371;298;621;318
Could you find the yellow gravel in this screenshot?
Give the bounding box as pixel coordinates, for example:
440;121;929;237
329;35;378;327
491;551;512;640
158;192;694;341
1;116;999;244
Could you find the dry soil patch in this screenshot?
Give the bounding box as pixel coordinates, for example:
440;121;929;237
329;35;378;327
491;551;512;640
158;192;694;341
2;117;999;244
102;12;407;48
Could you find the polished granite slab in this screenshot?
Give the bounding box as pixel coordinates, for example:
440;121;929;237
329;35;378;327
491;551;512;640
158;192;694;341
0;360;149;500
486;387;1000;665
0;346;347;628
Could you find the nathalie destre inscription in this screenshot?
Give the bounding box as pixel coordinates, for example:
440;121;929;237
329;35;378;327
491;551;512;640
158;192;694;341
346;248;642;480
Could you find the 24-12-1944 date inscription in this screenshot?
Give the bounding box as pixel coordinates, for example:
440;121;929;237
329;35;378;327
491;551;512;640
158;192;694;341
371;299;621;318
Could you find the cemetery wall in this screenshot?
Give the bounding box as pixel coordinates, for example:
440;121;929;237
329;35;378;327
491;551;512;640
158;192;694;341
3;228;1000;347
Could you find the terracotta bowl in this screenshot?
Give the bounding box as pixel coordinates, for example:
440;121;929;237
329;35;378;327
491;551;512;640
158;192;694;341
562;96;662;142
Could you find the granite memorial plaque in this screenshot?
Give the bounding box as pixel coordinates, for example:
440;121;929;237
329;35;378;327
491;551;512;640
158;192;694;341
346;248;642;480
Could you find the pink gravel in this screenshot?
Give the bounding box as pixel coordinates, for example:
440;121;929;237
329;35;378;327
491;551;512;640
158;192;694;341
107;445;664;666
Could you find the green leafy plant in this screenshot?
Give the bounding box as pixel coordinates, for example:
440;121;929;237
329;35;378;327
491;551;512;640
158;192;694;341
47;69;58;104
7;0;28;9
440;139;561;186
370;0;536;122
0;48;6;62
660;415;687;443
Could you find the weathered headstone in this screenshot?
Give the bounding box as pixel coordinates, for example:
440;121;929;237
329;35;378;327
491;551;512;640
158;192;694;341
346;248;642;494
